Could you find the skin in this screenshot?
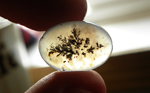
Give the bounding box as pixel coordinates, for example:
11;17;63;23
25;71;106;93
0;0;87;31
0;0;106;93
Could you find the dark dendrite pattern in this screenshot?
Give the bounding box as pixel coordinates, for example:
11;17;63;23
48;28;104;62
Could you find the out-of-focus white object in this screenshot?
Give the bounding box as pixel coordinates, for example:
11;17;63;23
86;0;150;24
0;19;30;93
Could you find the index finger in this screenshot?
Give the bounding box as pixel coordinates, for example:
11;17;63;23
0;0;87;31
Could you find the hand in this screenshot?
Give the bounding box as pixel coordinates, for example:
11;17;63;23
0;0;106;93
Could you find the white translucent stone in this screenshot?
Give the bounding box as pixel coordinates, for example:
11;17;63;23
39;21;113;71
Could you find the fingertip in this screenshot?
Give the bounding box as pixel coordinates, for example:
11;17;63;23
0;0;87;31
26;70;106;93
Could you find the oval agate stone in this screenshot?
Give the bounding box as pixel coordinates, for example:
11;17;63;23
39;21;113;71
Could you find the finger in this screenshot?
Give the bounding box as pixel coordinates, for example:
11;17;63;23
0;0;87;31
25;70;106;93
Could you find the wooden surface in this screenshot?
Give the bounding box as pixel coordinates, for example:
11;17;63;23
28;51;150;93
95;51;150;92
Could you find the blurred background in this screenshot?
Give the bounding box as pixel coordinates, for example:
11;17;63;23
0;0;150;93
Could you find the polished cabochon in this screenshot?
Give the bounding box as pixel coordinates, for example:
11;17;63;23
39;21;113;71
